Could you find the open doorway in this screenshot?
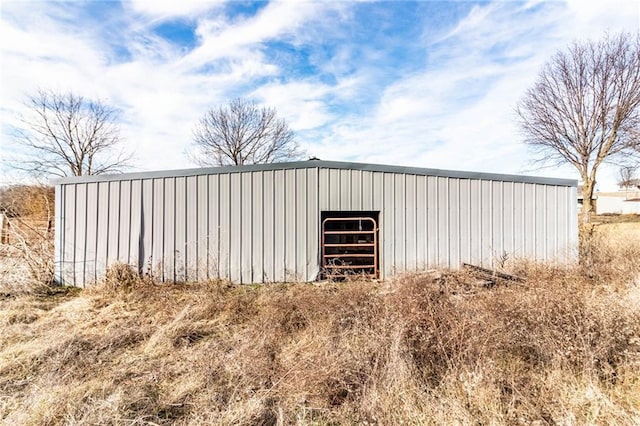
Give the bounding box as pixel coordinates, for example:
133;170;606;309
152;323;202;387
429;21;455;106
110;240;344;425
320;211;379;280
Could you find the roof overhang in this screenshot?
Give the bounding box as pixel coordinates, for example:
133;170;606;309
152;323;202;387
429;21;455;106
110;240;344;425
52;160;578;187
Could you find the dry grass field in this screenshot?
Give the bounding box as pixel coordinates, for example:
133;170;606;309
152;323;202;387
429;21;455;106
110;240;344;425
1;218;639;425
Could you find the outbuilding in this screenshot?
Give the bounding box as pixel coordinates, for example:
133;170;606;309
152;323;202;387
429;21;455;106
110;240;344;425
54;160;577;286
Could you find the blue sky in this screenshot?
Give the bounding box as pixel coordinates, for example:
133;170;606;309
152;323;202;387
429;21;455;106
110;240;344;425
1;0;638;188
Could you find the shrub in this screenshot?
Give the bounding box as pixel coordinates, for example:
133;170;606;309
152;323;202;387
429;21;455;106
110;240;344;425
101;262;146;293
0;217;54;294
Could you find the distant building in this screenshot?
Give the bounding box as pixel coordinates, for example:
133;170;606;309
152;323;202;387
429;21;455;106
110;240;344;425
595;190;640;215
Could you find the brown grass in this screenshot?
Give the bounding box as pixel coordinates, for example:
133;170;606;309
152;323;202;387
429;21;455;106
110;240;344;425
1;222;639;425
592;213;640;225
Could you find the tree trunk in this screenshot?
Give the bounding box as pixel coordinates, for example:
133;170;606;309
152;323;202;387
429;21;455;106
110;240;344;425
580;179;595;224
578;178;596;271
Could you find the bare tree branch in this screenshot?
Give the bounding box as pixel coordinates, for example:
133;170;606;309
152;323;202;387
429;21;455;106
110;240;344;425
189;98;304;166
8;89;132;178
516;32;640;223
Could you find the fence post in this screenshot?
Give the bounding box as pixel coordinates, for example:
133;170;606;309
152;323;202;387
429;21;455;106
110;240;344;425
0;213;6;244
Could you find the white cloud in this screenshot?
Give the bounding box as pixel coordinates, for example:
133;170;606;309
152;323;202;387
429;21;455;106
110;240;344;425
251;81;334;130
179;1;333;69
564;0;639;35
126;0;220;20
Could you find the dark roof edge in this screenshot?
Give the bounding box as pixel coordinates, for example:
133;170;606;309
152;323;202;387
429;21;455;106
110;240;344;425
52;160;578;187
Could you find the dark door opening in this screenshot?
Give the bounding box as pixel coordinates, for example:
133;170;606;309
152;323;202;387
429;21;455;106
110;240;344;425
321;211;379;280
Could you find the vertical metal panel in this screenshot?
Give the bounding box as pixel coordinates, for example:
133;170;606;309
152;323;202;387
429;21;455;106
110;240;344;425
449;178;460;268
207;174;219;279
54;184;63;284
118;180;131;265
372;171;384;211
296;168;308;280
556;186;569;260
273;170;286;281
340;169;351;209
140;179;154;275
330;169;342;210
437;177;449;267
458;179;471;265
263;170;275;281
568;185;578;259
319;167;329;210
406;174;417;271
96;181;110;280
426;176;438;267
546;186;558;260
107;182;120;267
196;175;208;280
562;187;571;259
285;169;297;281
218;174;230;280
318;167;329;211
174;177;186;282
151;178;164;278
394;173;406;271
383;173;395;276
229;173;242;283
491;181;503;264
129;180;141;270
535;184;546;260
185;176;198;281
372;171;385;277
62;184;76;285
84;182;98;285
306;168;319;281
361;171;373;211
351;169;362;210
252;172;264;283
523;183;536;258
513;182;524;257
480;180;492;265
469;179;481;265
74;184;87;286
163;178;175;282
415;175;427;269
502;181;514;258
241;172;253;283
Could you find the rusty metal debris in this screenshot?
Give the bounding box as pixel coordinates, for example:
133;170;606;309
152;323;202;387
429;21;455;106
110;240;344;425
462;263;526;287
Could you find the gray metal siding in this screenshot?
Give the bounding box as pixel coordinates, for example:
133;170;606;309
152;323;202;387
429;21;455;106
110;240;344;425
55;165;578;286
315;171;577;279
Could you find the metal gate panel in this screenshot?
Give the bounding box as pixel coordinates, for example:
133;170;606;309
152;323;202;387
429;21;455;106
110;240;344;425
321;217;378;279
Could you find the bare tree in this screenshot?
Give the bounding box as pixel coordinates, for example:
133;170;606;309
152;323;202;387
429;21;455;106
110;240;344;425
517;32;640;223
190;98;303;166
618;165;640;193
10;89;131;178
